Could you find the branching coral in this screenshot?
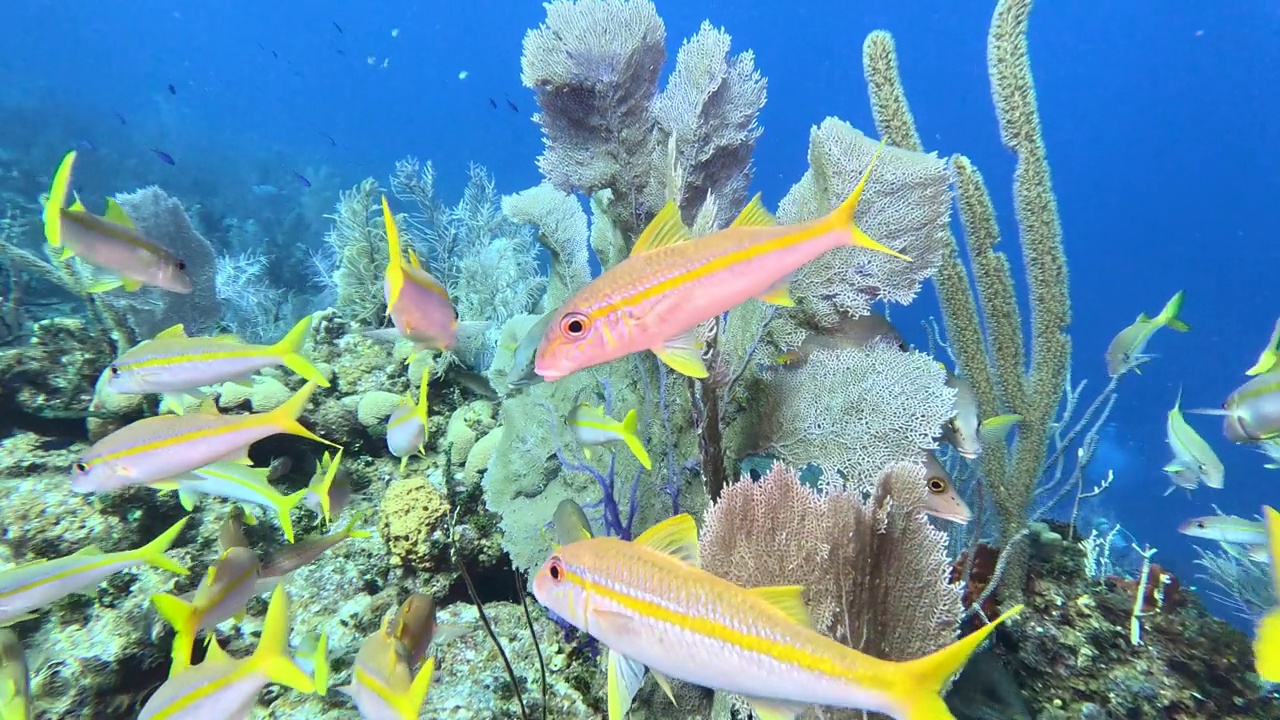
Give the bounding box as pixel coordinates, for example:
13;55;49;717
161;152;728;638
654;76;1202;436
701;461;962;675
861;0;1071;605
775;120;951;330
751;344;955;491
521;0;766;240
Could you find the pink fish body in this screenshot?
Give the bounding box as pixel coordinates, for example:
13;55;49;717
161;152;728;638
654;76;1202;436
533;514;1018;720
71;382;335;492
381;196;457;350
535;148;907;381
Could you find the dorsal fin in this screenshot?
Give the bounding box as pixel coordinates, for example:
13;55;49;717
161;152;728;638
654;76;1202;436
408;248;424;271
154;323;188;340
103;197;136;228
631;202;692;256
729;193;777;228
633;514;700;567
746;585;813;627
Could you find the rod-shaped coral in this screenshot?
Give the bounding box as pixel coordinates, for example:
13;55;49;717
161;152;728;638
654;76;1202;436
860;0;1071;606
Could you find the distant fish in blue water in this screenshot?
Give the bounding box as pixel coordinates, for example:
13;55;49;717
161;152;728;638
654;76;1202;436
114;111;127;125
293;172;311;189
332;21;343;34
168;83;176;96
506;98;519;112
489;98;497;109
319;132;336;147
150;148;175;165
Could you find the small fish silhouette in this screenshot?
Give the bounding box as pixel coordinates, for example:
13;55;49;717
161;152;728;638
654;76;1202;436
168;83;176;96
319;132;337;147
336;49;346;57
333;21;343;34
114;112;127;125
293;171;312;188
150;148;175;166
488;98;497;109
506;98;518;112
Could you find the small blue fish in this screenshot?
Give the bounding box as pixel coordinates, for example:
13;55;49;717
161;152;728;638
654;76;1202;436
114;112;127;125
150;149;175;166
293;171;311;189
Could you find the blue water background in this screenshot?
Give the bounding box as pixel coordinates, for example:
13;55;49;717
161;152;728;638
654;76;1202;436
3;0;1277;623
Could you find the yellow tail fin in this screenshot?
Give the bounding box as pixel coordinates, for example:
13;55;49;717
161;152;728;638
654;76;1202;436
619;409;652;470
890;605;1023;720
275;487;311;544
251;585;316;694
273;314;330;387
821;140;911;262
264;381;341;448
151;592;199;671
44;151;78;249
1157;290;1190;332
130;516;190;575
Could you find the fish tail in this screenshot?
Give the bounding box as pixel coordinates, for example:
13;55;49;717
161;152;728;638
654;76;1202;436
1157;290;1190;332
619;409;652;470
888;605;1023;720
415;372;430;430
274;314;330;387
264;381;341;448
150;593;198;669
382;196;405;313
276;487;310;543
1247;318;1280;376
251;585;316;693
394;656;436;717
43;150;77;249
131;516;190;575
821;140;911;262
305;632;331;695
312;449;343;523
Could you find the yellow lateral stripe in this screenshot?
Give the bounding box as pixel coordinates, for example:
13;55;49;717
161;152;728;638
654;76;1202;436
0;554;131;600
117;347;272;370
1237;379;1280;403
354;665;408;711
606;223;837;313
157;661;256;716
563;567;867;685
92;416;268;464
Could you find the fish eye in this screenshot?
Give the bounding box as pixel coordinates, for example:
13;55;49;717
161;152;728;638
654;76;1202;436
946;418;959;433
108;365;120;377
927;477;947;494
559;312;589;339
548;557;565;581
73;460;89;473
1195;521;1206;529
175;259;187;271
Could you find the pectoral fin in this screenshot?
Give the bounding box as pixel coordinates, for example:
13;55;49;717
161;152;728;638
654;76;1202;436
755;276;795;307
740;696;807;720
653;330;708;378
607;650;646;720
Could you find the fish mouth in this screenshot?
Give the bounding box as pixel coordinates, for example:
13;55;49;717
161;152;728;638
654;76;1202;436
922;509;971;525
956;449;980;460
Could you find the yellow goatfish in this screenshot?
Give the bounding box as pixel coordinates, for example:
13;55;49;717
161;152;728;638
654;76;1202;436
71;381;337;493
1164;389;1224;489
535;144;909;381
567;403;651;469
340;616;437;720
1191;368;1280;444
1253;506;1280;681
0;517;189;626
381;196;457;351
532;514;1020;720
152;546;263;671
105;315;329;414
138;584;316;719
0;629;30;720
43;151;193;294
1104;290;1189;377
